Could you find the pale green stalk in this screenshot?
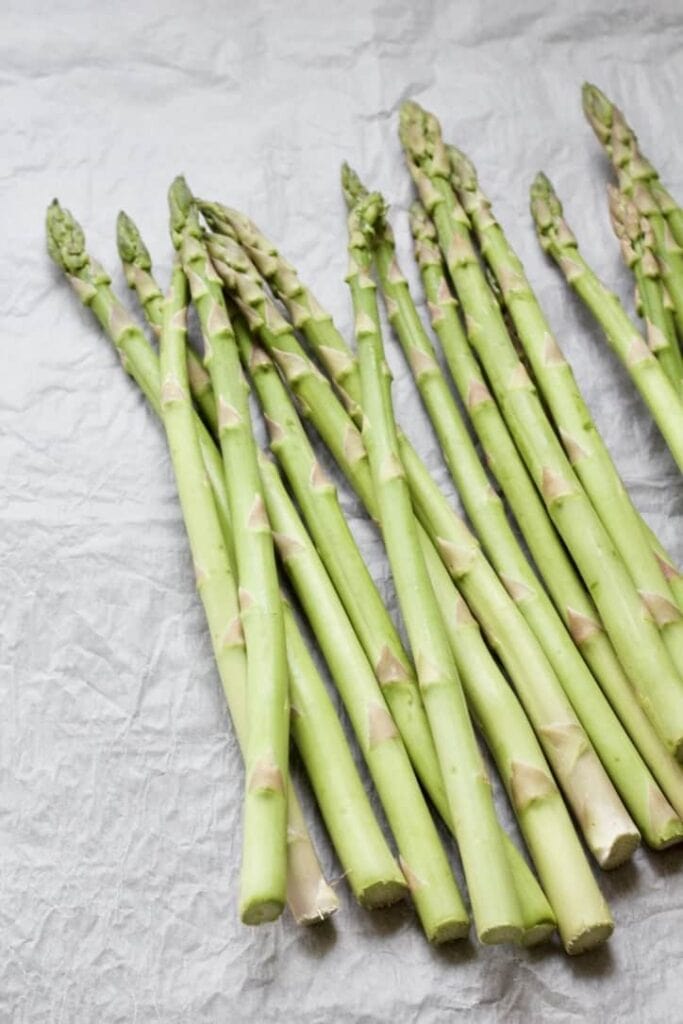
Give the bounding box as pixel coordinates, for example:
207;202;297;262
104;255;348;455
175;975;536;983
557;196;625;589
349;172;561;945
258;453;470;943
169;178;291;924
201;201;364;425
209;221;618;948
233;316;555;944
45;200;339;924
160;263;406;910
399;101;683;759
606;186;683;391
530;172;683;473
349;174;681;848
116;211;218;433
282;602;408;908
410;202;683;822
446;149;683;698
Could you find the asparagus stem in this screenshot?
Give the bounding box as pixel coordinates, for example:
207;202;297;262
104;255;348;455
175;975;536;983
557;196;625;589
606;187;683;392
116;211;219;433
232;320;447;814
438;586;612;953
350;178;681;850
282;602;408;908
45;200;339;923
410;203;683;822
347;172;530;945
159;264;407;911
399;102;683;759
170;179;292;924
446;150;683;721
258;454;470;943
201;201;364;426
441;162;683;624
209;216;619;949
530;172;683;472
233;314;557;943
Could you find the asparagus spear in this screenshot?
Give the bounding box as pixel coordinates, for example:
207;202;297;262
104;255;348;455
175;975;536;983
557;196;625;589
169;178;292;924
200;201;364;425
110;206;472;940
116;211;219;434
410;202;683;821
346;173;681;848
446;149;683;688
211;223;615;951
258;453;470;943
582;82;683;251
530;172;683;473
350;174;566;944
606;186;683;392
400;101;683;759
240;324;561;945
159;262;407;911
44;200;339;924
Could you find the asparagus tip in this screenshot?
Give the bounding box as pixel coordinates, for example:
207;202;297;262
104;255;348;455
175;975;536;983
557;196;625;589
341;162;369;209
116;210;152;269
46;198;87;272
448;145;478;191
168;175;199;248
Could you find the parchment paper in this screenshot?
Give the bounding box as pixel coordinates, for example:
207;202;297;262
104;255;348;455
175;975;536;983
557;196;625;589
2;1;682;1020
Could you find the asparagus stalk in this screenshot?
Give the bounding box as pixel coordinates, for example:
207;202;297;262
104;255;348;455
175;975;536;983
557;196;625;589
439;587;613;953
129;253;554;943
213;224;615;949
530;171;683;473
350;175;681;848
582;83;683;250
233;319;561;942
169;178;291;924
351;176;582;943
606;187;683;391
200;201;364;426
116;211;219;434
399;102;683;759
410;202;683;821
44;200;339;924
159;261;407;910
281;601;408;909
233;321;445;811
446;151;683;694
258;453;470;942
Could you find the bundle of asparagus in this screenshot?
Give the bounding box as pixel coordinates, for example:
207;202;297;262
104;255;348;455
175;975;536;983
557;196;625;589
46;82;683;959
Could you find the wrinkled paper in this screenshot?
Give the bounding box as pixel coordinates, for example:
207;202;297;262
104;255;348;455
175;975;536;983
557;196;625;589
2;0;682;1020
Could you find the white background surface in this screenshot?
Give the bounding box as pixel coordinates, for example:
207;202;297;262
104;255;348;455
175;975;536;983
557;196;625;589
3;0;683;1020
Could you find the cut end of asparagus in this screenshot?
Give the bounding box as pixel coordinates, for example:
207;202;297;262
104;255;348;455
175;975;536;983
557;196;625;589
46;199;88;274
429;915;470;945
595;828;641;870
116;210;152;270
240;896;287;926
478;923;525;947
565;918;614;956
522;922;558;948
358;877;409;910
288;877;340;926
